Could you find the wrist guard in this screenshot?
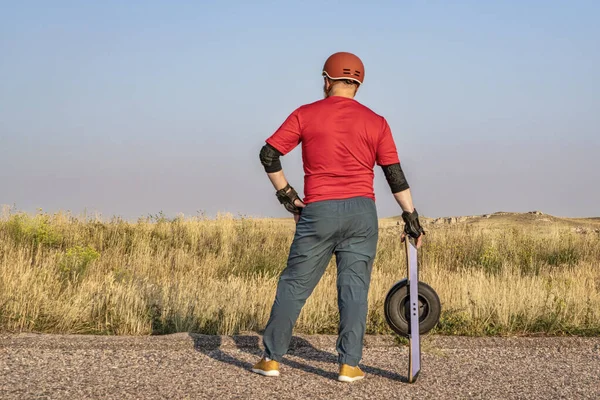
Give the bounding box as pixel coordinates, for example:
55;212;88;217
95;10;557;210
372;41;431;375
276;184;303;215
402;209;425;239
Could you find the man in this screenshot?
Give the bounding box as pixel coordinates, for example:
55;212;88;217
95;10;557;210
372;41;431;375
254;52;425;382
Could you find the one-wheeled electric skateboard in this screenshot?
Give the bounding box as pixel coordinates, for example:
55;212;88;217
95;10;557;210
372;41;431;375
384;237;441;383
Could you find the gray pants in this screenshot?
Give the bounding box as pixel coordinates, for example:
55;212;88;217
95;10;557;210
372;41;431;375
263;196;378;366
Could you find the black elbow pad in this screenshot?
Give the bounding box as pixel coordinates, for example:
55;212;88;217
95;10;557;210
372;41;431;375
259;144;283;173
382;163;410;193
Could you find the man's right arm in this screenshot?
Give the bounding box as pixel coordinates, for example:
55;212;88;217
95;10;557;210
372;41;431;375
392;186;415;213
381;163;424;244
377;118;425;247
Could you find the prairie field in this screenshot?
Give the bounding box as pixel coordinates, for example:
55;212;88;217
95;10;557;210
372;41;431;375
0;208;599;336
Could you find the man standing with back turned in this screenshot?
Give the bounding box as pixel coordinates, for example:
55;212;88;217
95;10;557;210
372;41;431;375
255;52;425;382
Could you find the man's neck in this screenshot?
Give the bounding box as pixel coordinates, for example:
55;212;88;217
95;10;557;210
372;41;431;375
328;91;355;99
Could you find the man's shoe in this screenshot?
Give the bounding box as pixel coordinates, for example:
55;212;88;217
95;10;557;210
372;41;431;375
338;364;365;382
251;358;280;377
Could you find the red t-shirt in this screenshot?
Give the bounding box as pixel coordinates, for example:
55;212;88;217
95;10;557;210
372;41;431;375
266;96;400;204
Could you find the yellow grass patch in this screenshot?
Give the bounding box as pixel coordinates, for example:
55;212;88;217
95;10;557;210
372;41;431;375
1;210;598;336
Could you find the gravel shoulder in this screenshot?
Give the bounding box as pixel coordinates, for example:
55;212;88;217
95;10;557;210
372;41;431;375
1;333;599;399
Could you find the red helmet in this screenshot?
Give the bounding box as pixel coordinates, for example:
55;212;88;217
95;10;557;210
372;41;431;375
322;52;365;85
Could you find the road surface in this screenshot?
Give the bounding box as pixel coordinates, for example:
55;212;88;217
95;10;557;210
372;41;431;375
1;333;599;399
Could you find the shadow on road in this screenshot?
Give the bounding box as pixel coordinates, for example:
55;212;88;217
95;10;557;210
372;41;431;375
189;333;407;383
188;334;254;371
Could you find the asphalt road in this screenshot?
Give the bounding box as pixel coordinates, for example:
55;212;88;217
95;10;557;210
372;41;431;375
1;333;599;399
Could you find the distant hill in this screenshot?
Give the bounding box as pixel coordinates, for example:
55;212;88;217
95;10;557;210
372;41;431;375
381;211;600;232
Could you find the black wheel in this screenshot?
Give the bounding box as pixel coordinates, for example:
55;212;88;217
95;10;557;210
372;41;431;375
384;280;441;337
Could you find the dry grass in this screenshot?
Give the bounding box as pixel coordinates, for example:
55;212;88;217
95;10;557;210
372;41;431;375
1;209;599;336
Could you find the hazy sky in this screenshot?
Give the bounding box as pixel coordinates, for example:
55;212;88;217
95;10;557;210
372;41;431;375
1;1;599;219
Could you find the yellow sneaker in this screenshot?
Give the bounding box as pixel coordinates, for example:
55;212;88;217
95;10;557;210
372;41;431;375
338;364;365;382
251;358;280;377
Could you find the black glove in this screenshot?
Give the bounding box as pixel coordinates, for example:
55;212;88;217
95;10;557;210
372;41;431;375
275;184;303;215
402;209;425;239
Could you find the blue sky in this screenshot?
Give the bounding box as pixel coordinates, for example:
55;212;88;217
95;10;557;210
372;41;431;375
1;1;598;219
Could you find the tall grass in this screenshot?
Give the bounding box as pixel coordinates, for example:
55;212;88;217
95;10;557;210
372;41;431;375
0;210;598;336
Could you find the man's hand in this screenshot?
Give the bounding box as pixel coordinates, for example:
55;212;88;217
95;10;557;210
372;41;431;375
275;184;305;215
392;189;423;249
401;232;423;249
293;199;306;224
401;209;425;249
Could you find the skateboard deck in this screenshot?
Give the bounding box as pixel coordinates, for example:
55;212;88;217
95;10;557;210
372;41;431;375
406;238;421;383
